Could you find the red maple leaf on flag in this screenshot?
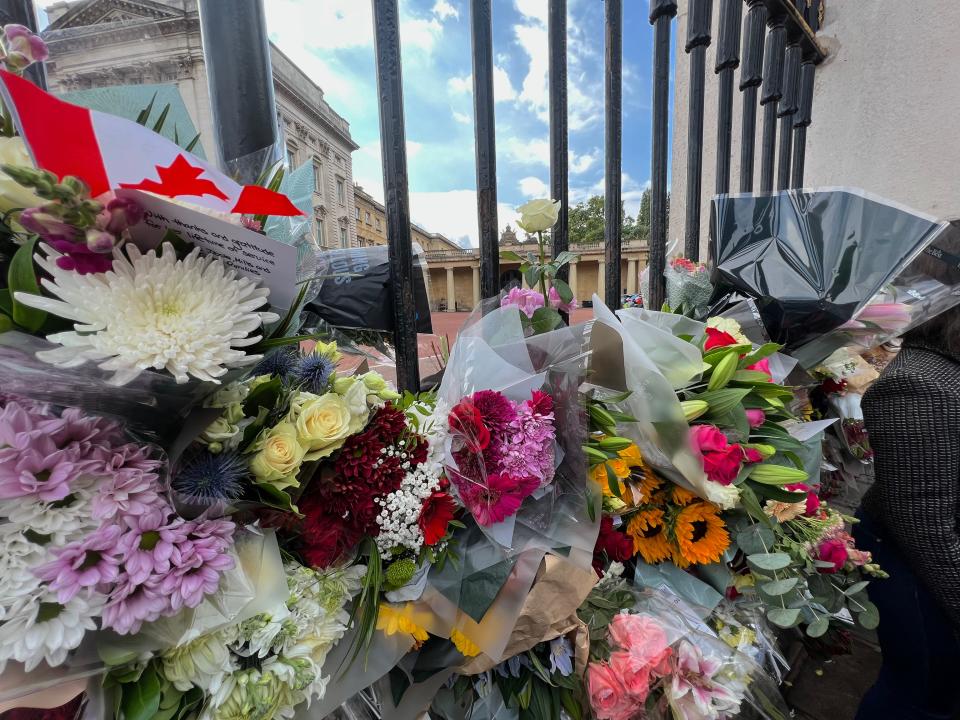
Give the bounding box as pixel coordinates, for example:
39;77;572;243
120;154;229;201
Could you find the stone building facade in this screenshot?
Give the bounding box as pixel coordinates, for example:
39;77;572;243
41;0;359;250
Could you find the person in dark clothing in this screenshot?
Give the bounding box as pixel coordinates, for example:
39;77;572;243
856;303;960;720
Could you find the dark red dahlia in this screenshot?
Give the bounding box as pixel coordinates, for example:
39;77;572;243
471;389;517;433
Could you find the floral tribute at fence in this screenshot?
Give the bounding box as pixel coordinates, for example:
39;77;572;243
3;31;960;720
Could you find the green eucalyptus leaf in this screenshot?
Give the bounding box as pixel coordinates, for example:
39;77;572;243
767;607;801;628
736;525;776;555
761;577;799;595
747;552;792;571
805;617;830;638
844;580;870;596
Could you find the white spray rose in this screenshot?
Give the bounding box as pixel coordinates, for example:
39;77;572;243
516;198;560;233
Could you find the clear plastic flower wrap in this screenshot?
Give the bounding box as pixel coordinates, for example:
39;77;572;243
0;394;285;710
709;188;960;368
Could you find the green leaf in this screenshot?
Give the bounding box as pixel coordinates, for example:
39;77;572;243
736;525;776;555
750;483;807;504
553;277;574;303
605;463;623;499
184;133;202;153
500;250;524;262
740;343;781;368
554;250;578;267
761;577;799;595
530;306;563;334
135;92;157;125
242;376;283;416
747;552;792;571
120;665;161;720
857;607;880;630
0;314;11;332
8;236;47;332
844;580;870;596
767;607;801;628
732;370;774;384
739;485;774;528
805;617;830;638
524;265;542;289
694;388;751;415
152;103;171;133
0;288;12;316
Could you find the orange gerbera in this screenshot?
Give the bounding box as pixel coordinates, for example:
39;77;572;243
673;502;730;566
626;508;672;564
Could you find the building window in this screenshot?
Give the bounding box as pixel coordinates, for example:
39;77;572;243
375;218;381;231
286;144;297;168
315;218;325;246
312;161;322;193
336;154;343;166
365;211;371;224
339;226;348;248
355;206;360;220
336;179;345;205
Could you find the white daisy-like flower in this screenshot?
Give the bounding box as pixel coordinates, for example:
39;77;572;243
0;525;48;608
0;589;103;672
15;242;280;385
2;486;99;543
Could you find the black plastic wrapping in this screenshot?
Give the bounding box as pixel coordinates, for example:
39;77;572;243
709;189;958;354
306;245;433;334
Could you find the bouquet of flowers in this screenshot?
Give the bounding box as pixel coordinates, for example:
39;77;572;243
0;396;237;691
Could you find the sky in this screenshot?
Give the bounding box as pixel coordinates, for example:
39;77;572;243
262;0;659;247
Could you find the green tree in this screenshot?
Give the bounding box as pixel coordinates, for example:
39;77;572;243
568;195;606;246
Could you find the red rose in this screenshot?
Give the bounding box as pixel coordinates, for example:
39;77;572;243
449;399;490;452
418;491;456;546
704;327;739;351
593;516;635;574
701;446;744;485
689;424;730;453
787;483;821;516
815;538;848;573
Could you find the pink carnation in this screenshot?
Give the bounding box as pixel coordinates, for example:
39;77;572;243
547;286;577;313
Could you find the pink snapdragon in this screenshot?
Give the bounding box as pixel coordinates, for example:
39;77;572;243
501;287;545;318
2;24;48;70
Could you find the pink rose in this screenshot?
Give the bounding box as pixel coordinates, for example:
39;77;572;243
501;287;545;318
747;357;772;380
701;447;743;484
609;651;653;703
787;483;820;516
745;409;766;428
689;425;729;454
608;614;672;670
588;662;635;720
547;285;577;313
815;538;848;573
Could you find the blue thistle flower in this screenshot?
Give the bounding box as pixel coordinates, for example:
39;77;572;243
252;347;298;379
292;353;336;394
173;451;248;503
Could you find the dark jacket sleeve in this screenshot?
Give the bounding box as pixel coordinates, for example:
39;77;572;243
862;371;960;631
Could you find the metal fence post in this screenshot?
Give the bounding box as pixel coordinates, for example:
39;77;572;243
548;0;569;284
683;0;713;261
604;0;623;309
198;0;279;183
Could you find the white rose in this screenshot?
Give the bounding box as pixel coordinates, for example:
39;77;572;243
516;198;560;233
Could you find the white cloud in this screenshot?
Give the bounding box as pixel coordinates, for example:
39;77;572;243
514;23;549;117
266;0;373;52
447;67;517;103
514;0;548;25
569;147;599;174
452;111;472;125
432;0;459;21
503;137;550;167
519;176;549;198
408;190;519;248
400;16;444;52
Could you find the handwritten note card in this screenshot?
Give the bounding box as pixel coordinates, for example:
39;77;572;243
117;189;299;310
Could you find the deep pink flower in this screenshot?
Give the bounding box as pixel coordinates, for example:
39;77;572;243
458;473;539;526
787;482;820;516
449;398;491;453
746;357;772;379
704;327;738;351
100;196;143;235
501;287;545;318
102;575;170;635
547;285;577;313
742;447;764;464
689;425;729;454
815;538;848;573
608;614;672;676
471;390;517;433
745;409;766;428
35;524;123;602
496;394;556;486
47;238;114;274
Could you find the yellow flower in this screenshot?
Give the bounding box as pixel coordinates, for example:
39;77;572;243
618;443;644;468
670;484;698;506
626;508;671;564
311;340;342;363
673;502;730;567
590;463;626;498
451;629;481;657
294;392;355;460
377;604;428;643
250;422;305;489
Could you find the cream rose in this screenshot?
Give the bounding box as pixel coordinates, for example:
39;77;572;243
0;137;42;214
250;422;305;488
295;393;355;460
516;198;560;233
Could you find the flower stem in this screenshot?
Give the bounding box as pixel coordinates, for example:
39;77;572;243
536;230;548;298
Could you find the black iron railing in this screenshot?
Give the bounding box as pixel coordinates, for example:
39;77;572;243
17;0;825;392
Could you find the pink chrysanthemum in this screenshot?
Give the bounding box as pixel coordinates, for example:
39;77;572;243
0;440;95;502
102;575;170;635
91;468;164;522
160;518;235;611
35;524;123;602
118;507;189;583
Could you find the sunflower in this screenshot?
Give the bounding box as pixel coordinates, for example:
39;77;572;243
670;484;698;506
633;470;663;505
626;508;673;564
673;502;730;566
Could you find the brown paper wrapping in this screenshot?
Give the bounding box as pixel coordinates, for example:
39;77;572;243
457;554;597;676
844;354;879;395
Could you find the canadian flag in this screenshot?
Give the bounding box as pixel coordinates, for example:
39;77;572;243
0;69;304;217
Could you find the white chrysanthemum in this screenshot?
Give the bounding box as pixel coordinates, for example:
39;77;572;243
162;630;236;692
15;242;279;385
0;589;103;672
2;487;99;543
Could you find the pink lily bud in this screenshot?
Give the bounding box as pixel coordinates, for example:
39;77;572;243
19;207;76;243
85;228;117;254
2;24;48;71
103;196;144;234
745;409;766;428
